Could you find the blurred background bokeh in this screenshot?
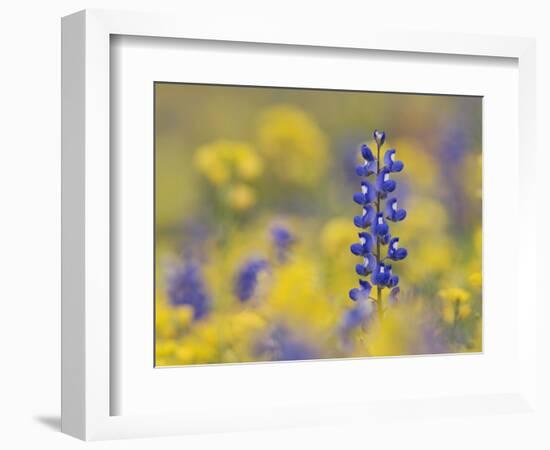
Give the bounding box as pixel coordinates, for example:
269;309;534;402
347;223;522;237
154;82;482;366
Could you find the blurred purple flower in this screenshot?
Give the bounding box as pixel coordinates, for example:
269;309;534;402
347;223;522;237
271;225;294;263
256;326;319;361
234;258;269;302
167;260;211;320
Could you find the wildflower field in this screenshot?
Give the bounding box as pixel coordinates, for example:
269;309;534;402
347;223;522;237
154;83;482;366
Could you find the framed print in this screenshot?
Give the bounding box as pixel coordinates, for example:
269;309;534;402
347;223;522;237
61;9;538;441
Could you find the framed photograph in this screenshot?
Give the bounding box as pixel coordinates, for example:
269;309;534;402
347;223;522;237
61;9;538;441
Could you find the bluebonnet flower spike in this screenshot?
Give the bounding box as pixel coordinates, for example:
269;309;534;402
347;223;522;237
349;129;407;319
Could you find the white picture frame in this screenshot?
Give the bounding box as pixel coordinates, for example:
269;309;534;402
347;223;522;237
61;9;538;441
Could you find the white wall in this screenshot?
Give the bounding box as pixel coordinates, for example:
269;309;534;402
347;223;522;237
0;1;547;448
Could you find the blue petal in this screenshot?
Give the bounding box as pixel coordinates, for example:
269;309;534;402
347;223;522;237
361;144;374;162
395;209;407;221
384;179;397;192
383;149;396;167
349;288;360;301
359;279;372;292
350;243;363;255
360;181;377;203
353;215;366;228
388;275;399;288
392;160;404;172
353;192;365;204
358;232;374;252
395;248;408;260
361;144;375;161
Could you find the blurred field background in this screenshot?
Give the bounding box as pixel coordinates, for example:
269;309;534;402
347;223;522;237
154;82;482;366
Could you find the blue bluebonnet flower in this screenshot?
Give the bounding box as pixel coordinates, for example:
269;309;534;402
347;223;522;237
387;237;408;261
376;167;396;195
380;232;392;245
371;262;390;286
383;149;404;173
349;130;408;317
356;254;376;276
349;279;372;302
350;231;374;256
356;144;377;176
384;198;407;222
353;180;377;205
234;258;269;302
271;225;294;263
373;212;389;237
372;263;399;288
167;261;211;320
353;204;375;228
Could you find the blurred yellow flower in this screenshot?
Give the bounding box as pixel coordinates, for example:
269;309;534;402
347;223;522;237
173;306;194;328
321;217;355;257
402;197;449;235
156;339;177;359
155;306;177;339
438;287;472;323
227;183;257;210
403;234;454;280
439;287;471;303
194;139;264;186
468;271;482;288
391;138;439;192
264;257;336;334
257;105;328;186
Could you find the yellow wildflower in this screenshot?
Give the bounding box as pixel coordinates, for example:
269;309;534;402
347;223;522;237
257;105;328;186
320;217;355;257
194;140;263;186
438;287;472;323
468;271;482;288
227;183;256;210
